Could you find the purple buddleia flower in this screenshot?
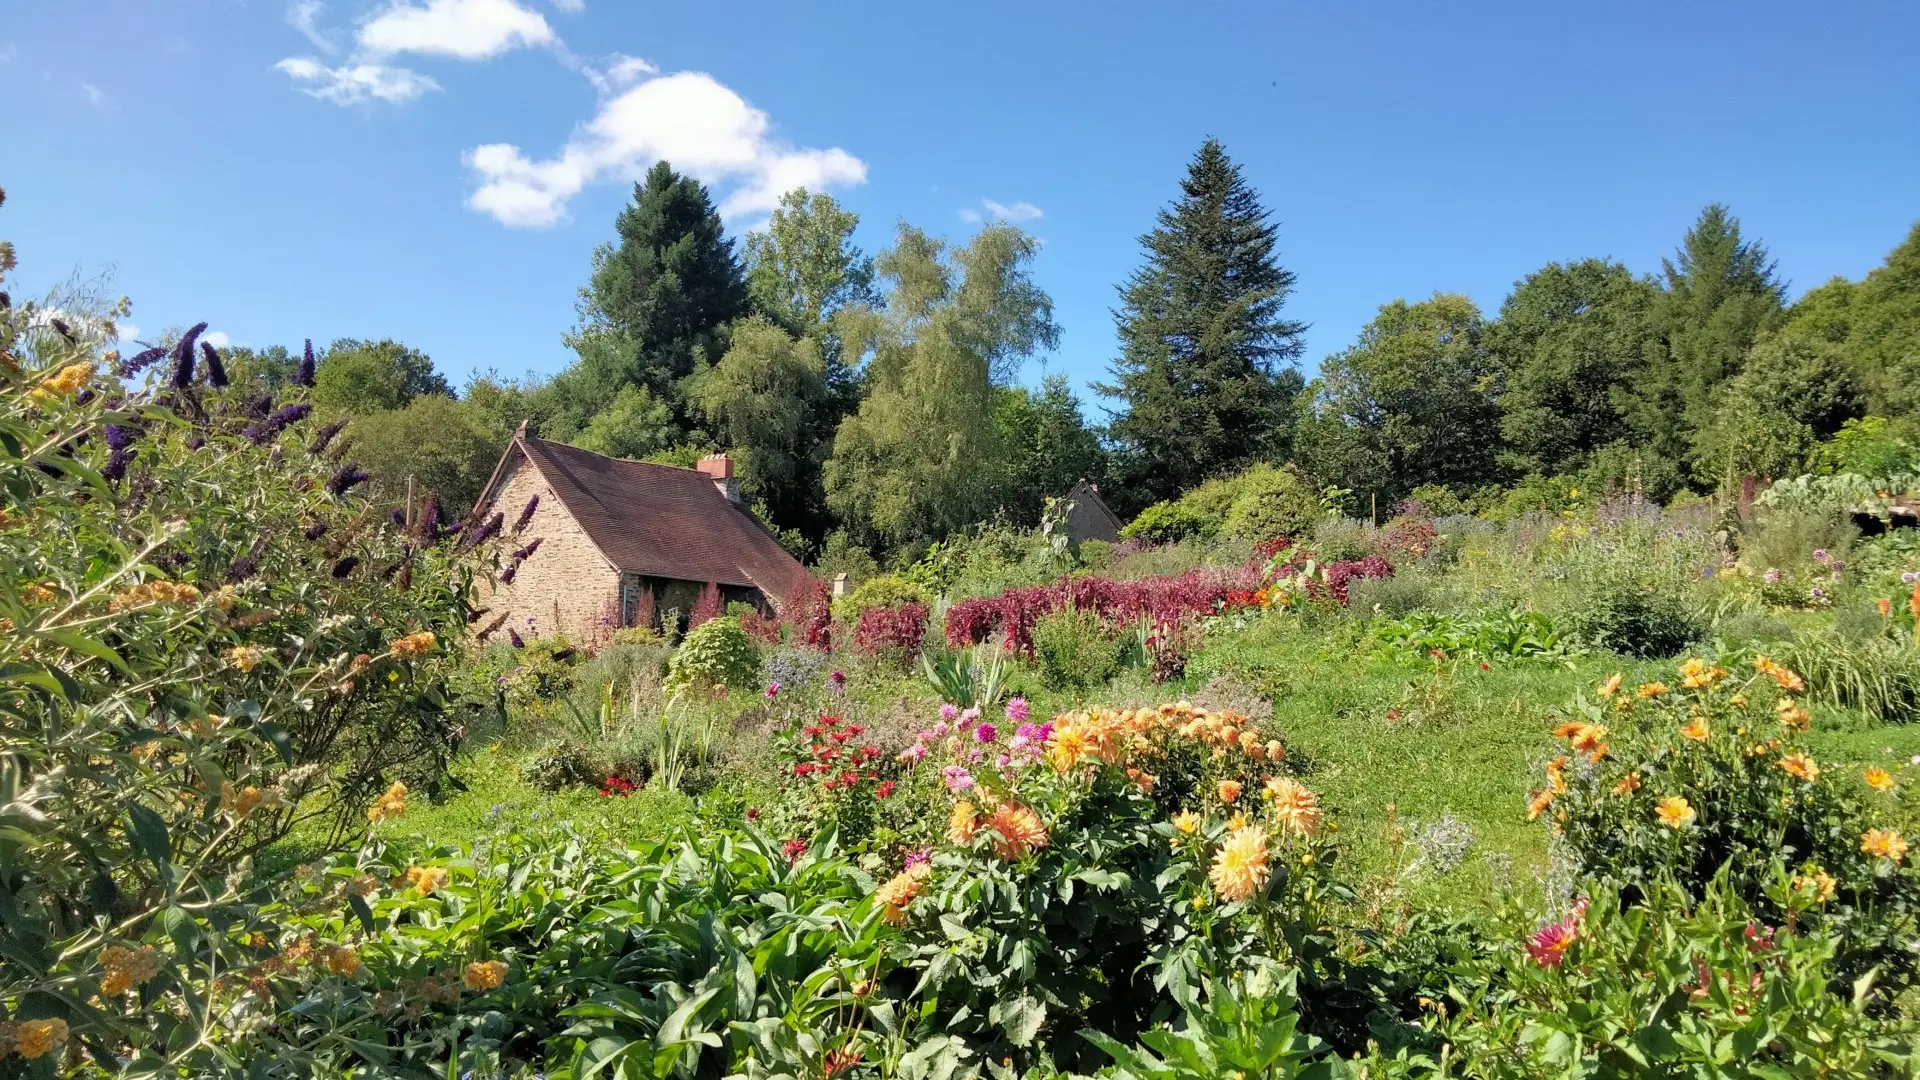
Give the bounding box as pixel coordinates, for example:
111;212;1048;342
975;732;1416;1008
200;341;229;388
476;611;509;641
185;433;205;451
295;338;316;387
466;606;491;624
513;494;540;533
50;318;75;342
271;403;312;427
105;424;135;451
227;539;267;583
461;511;504;551
308;419;346;455
510;538;543;564
389;508;406;526
103;447;135;482
500;565;518;585
118;346;166;378
246;393;276;419
171;322;207;388
331;556;359;578
507;627;525;649
303;519;329;541
327;464;370;497
242;423;268;444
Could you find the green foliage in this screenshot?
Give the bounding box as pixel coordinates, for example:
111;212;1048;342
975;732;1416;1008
1371;610;1573;663
1562;568;1702;658
348;391;509;510
1440;879;1914;1079
666;615;763;694
582;159;747;411
1692;332;1863;486
1297;293;1503;510
921;644;1009;709
1101;138;1306;510
1031;606;1125;691
1773;626;1920;723
995;375;1108;526
520;736;603;792
312;337;451;415
692;315;828;518
1818;415;1920;477
572;382;676;460
744;187;877;351
1082;962;1345;1079
826;223;1057;552
1123;463;1319;544
831;573;933;624
1491;259;1660;477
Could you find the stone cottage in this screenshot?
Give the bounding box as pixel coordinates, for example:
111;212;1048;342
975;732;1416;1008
470;425;811;642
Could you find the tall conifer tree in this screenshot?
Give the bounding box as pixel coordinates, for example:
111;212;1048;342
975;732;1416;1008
1099;139;1305;509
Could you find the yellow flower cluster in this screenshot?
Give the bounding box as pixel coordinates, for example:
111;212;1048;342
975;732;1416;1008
319;944;363;977
388;630;436;656
463;960;509;991
108;579;202;613
1864;767;1896;793
99;945;162;996
1047;703;1281;774
947;800;978;845
873;862;932;925
367;781;408;823
0;1018;68;1060
20;582;57;605
1755;656;1807;693
1679;658;1729;689
220;782;265;818
1792;868;1837;903
986;803;1049;861
226;645;267;673
30;360;95;403
1551;720;1610;762
1655;795;1696;829
398;865;449;896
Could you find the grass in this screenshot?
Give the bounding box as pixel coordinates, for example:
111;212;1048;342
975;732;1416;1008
379;743;699;848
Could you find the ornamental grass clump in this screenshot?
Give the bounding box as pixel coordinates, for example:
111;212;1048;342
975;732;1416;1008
1535;654;1920;1000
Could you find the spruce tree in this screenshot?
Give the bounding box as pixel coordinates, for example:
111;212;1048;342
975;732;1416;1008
1623;204;1783;467
578;160;748;424
1099;139;1305;509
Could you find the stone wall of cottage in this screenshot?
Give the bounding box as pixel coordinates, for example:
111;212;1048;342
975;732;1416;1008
474;457;621;646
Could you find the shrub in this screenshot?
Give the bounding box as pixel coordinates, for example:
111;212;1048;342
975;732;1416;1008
1562;569;1702;657
852;601;928;662
1122;498;1215;542
783;576;833;649
1123;463;1321;546
1535;657;1920;998
501;636;583;716
665;615;762;694
687;579;723;628
520;737;604;792
1031;606;1125;691
1077;536;1115;572
0;240;495;1067
830;572;932;624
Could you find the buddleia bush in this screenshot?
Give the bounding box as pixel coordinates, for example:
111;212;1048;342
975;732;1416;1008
0;214;502;1070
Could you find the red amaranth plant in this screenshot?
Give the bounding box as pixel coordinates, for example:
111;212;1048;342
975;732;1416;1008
784;577;833;650
854;602;927;659
943;566;1266;656
688;581;723;629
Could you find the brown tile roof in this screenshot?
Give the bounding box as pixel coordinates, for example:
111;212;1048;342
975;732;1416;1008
493;435;810;602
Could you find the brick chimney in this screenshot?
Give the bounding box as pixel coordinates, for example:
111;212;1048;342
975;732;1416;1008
697;453;740;504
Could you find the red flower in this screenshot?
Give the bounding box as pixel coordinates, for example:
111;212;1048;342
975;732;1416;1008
820;715;842;728
1526;915;1578;967
876;780;897;799
839;770;859;788
803;725;824;737
746;807;761;823
794;762;816;777
848;724;867;735
782;838;808;862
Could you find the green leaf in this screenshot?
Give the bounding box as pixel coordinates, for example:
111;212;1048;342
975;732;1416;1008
35;628;130;675
347;893;376;935
128;803;170;872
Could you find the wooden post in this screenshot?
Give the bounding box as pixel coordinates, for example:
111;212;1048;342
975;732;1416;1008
1371;492;1377;526
404;475;415;531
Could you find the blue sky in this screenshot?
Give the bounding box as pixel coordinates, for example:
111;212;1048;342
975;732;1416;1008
4;0;1917;407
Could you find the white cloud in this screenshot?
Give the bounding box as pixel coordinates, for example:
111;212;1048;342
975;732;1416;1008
202;331;231;349
583;52;655;96
359;0;556;61
277;56;440;104
961;198;1042;224
117;323;141;342
549;0;585;10
80;82;106;107
288;1;337;53
465;69;866;228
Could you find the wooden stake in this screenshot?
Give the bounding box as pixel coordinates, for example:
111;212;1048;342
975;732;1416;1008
405;475;415;530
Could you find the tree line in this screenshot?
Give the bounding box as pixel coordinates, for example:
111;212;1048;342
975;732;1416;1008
220;142;1920;561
